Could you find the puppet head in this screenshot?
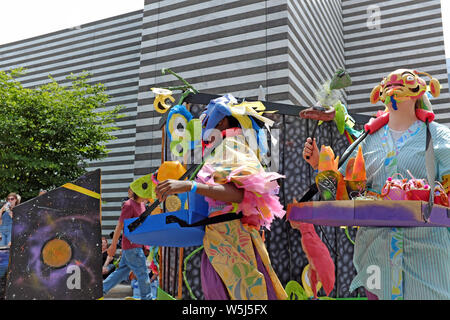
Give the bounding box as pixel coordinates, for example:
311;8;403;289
370;69;440;111
199;94;274;155
200;94;234;139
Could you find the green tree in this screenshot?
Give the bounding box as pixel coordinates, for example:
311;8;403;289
0;69;122;201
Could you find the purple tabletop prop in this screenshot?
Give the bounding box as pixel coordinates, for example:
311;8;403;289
287;200;450;227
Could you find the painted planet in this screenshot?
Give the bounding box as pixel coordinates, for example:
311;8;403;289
41;238;72;268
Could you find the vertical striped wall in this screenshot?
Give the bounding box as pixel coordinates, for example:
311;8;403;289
0;10;144;235
287;0;346;107
447;58;450;85
343;0;450;124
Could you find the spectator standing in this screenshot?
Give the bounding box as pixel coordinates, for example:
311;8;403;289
0;193;20;247
125;246;159;300
101;236;116;279
102;188;153;300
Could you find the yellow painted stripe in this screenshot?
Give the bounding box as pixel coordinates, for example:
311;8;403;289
63;183;101;199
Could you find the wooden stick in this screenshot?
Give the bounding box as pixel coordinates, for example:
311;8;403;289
176;101;189;299
160;124;166;292
159;246;164;292
177;248;184;299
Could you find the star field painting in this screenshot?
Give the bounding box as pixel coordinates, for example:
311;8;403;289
5;169;102;300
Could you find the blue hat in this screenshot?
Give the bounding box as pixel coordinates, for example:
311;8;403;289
200;94;235;141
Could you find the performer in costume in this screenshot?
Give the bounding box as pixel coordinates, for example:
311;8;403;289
303;69;450;300
155;94;288;300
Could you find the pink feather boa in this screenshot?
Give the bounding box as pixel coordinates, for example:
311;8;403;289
196;163;286;230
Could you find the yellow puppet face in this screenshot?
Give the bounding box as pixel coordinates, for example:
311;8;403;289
370;69;440;105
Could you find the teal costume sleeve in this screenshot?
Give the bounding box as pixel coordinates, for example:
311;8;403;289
433;122;450;178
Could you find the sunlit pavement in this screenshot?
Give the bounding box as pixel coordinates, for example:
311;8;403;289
103;284;132;300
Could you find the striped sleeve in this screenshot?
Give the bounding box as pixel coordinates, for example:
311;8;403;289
433;122;450;178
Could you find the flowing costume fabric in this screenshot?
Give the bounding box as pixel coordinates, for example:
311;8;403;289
197;132;288;300
339;120;450;300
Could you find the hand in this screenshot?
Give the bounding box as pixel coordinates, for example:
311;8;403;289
303;137;319;170
155;180;192;202
107;244;117;258
102;267;108;274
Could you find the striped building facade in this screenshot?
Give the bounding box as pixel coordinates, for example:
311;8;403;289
343;0;450;122
0;0;448;237
287;0;346;105
447;58;450;85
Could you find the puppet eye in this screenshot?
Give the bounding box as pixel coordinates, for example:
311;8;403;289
380;79;385;86
406;75;415;82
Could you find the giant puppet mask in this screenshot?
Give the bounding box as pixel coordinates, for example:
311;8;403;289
370;69;440;111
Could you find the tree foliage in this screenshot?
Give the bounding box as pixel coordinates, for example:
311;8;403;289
0;69;122;201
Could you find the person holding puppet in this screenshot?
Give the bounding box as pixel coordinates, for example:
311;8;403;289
155;94;288;300
303;69;450;300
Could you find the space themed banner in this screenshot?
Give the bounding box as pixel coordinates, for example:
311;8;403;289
5;169;102;300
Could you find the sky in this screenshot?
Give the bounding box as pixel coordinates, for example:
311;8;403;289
0;0;144;45
0;0;449;59
441;0;450;59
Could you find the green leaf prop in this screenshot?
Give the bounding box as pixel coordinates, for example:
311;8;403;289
285;280;309;300
333;101;346;135
130;174;156;200
186;118;202;142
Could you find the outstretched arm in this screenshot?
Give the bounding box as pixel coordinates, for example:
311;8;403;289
107;220;123;257
155;180;244;204
0;204;8;225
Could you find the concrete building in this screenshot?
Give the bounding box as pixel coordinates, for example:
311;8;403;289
0;0;448;236
447;57;450;87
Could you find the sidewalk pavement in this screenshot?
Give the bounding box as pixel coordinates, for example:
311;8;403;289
103;284;132;300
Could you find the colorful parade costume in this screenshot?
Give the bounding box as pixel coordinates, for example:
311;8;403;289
339;69;450;299
198;95;287;300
